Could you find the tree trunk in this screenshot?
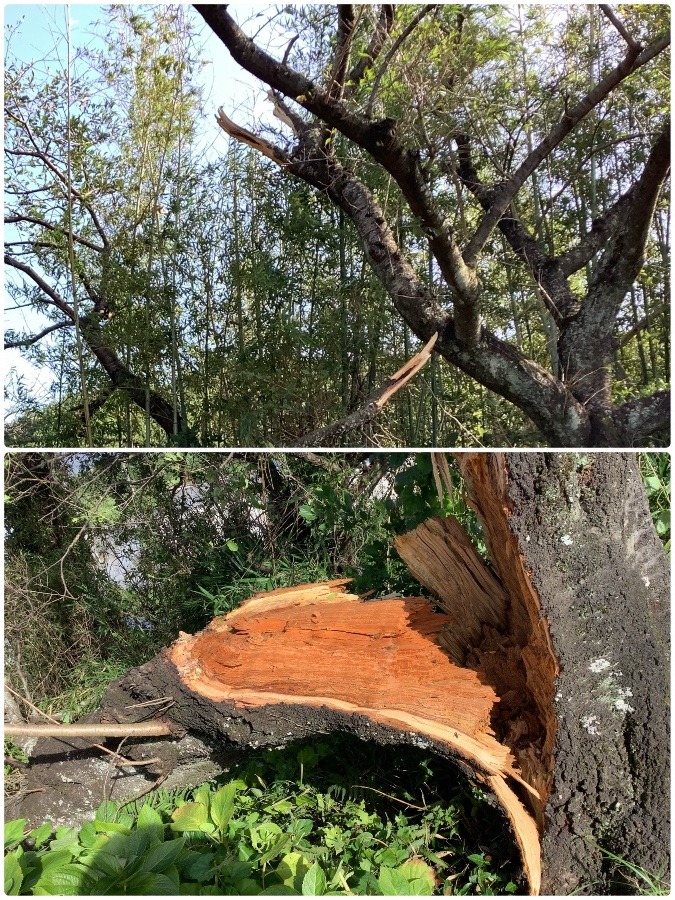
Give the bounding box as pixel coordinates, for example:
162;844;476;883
8;453;668;894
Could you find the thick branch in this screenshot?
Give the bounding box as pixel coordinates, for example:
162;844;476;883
344;4;395;99
612;389;670;445
559;123;671;277
298;332;438;446
463;32;670;265
196;5;481;343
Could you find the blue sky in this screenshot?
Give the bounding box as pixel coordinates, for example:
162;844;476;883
4;4;273;401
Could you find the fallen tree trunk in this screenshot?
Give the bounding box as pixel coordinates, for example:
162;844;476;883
7;453;669;895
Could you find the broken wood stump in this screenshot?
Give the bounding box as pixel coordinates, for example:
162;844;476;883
120;575;542;894
7;453;668;895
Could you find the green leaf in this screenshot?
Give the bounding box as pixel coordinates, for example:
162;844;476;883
302;861;327;895
276;851;313;890
93;819;131;835
398;860;435;893
170;801;209;832
137;802;165;842
259;886;299;895
235;877;263;895
226;539;239;552
29;822;54;849
175;849;214;883
141;836;186;874
259;833;292;865
4;819;26;851
298;504;317;522
378;866;412;895
126;871;182;894
210;781;238;830
4;851;23;895
33;863;97;895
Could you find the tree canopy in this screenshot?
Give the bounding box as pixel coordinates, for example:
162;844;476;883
5;5;670;447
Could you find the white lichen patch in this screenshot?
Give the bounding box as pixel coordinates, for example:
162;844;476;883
561;534;573;545
581;714;601;735
613;687;634;714
589;657;611;673
642;576;650;588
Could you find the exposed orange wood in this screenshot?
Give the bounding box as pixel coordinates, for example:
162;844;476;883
458;454;559;806
167;579;542;893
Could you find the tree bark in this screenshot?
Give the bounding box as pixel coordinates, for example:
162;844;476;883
8;453;669;894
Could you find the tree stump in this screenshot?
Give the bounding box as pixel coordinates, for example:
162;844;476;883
8;453;669;894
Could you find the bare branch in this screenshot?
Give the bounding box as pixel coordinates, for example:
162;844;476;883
600;5;643;51
298;333;438;446
5;253;76;320
5;213;106;254
4;721;173;740
5;321;73;349
463;31;670;266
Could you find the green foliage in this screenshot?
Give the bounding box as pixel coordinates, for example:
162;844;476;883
639;453;670;554
4;737;522;895
5;6;668;447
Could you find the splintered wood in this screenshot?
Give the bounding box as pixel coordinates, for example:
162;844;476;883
168;578;542;894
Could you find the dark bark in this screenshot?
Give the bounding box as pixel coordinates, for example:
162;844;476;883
459;453;670;893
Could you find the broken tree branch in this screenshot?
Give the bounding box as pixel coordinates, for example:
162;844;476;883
297;332;438;446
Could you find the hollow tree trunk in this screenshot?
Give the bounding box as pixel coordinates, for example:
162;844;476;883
8;454;668;895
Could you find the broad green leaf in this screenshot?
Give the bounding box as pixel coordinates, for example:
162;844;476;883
276;851;313;890
378;865;412;895
236;877;263;894
175;849;214;883
298;504;317;522
33;863;97;895
211;782;238;830
170;801;209;832
259;833;292;865
93;819;131;835
141;836;186;874
4;851;23;895
4;819;26;851
259;885;299;895
76;821;97;849
126;871;181;894
137;801;165;841
398;860;435;893
29;822;54;849
95;800;119;822
302;861;327;896
80;850;124;878
35;849;74;874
